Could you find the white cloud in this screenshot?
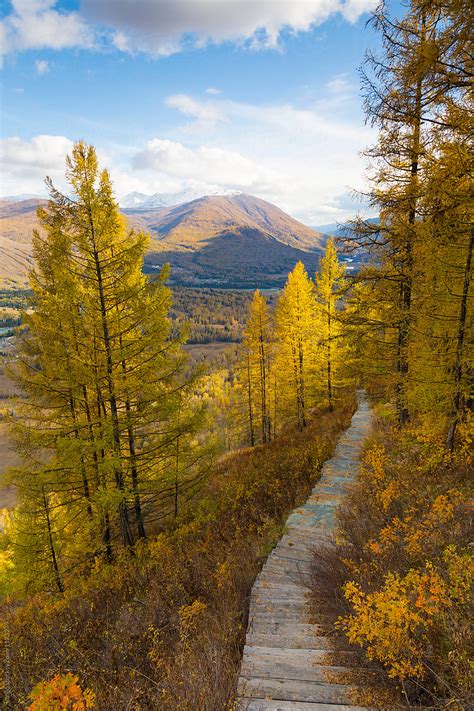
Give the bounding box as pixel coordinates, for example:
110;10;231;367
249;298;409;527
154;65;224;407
0;134;73;194
1;0;376;61
341;0;378;23
326;74;350;94
165;92;371;141
35;58;50;74
165;94;225;131
83;0;376;57
205;87;221;95
133;139;282;194
1;1;93;60
0;134;164;200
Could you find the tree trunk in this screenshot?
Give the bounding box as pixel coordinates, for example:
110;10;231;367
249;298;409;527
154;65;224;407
95;385;113;562
397;38;424;426
87;206;134;548
259;334;269;442
68;394;94;519
125;395;146;539
327;303;333;411
247;354;255;446
446;228;473;450
42;486;64;593
298;337;306;430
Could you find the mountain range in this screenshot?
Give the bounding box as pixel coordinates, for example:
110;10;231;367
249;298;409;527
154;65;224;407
119;188;238;210
0;193;327;288
312;217;379;238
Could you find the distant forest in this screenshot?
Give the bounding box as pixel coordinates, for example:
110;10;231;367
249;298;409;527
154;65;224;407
170;287;277;343
0;286;277;345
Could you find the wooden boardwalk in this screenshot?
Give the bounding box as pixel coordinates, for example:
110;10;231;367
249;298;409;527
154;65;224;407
237;395;372;710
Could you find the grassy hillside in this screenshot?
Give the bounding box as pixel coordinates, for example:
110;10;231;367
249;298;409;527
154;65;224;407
310;404;473;709
0;397;355;709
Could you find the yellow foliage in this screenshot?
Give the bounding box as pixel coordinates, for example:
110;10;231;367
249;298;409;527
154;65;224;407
341;563;451;679
338;423;473;695
28;673;95;710
178;599;208;640
214;560;232;590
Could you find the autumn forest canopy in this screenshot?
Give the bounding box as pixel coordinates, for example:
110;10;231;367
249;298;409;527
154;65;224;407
0;0;472;709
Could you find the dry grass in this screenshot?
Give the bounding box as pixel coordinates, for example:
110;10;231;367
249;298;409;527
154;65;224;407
308;409;473;709
307;542;403;708
1;395;356;709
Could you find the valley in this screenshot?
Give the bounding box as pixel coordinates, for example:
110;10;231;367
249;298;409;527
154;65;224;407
0;285;260;508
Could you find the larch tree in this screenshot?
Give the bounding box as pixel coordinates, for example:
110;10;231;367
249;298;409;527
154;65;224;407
345;0;472;446
412;0;473;448
241;290;273;444
274;262;317;431
413;131;473;449
6;142;207;592
314;239;347;410
346;0;445;425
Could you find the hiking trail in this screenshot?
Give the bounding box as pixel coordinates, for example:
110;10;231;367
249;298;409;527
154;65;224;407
237;393;373;710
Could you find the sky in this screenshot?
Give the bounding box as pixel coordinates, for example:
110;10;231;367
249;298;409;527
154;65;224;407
0;0;388;225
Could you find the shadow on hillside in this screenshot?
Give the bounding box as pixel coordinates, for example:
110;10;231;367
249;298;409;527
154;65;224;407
144;227;324;287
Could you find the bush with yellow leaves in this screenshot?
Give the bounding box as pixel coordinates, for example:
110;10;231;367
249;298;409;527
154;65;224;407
333;410;473;707
28;673;95;711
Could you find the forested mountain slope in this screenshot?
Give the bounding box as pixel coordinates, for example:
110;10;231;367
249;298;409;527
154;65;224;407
0;194;326;288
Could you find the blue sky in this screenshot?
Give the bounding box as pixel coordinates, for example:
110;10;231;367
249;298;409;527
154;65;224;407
0;1;389;224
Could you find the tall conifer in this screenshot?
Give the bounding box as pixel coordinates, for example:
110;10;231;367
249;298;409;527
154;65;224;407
241;290;272;444
315;239;347;410
274;262;317;431
7;142;207;590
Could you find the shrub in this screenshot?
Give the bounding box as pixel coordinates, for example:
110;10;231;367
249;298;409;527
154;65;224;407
317;408;473;707
28;673;95;711
1;395;356;709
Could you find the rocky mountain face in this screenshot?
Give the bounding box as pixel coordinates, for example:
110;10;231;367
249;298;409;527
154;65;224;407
0;194;327;288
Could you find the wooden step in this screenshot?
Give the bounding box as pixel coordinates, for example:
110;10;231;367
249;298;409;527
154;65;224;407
239;700;370;710
236;396;376;710
246;633;332;650
237;677;354;704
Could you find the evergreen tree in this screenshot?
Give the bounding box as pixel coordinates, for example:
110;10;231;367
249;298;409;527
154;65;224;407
315;239;347;410
6;142;208;590
241;290;272;444
274;262;317;431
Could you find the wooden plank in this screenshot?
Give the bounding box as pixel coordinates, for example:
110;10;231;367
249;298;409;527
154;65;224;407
248;613;313;624
246;633;331;650
250;592;308;603
239;700;369;710
249;603;308;616
242;645;359;667
246;622;327;636
237;677;354;704
236;396;375;710
239;660;347;684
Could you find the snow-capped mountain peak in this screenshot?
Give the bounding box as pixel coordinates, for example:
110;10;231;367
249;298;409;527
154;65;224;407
119;188;240;210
